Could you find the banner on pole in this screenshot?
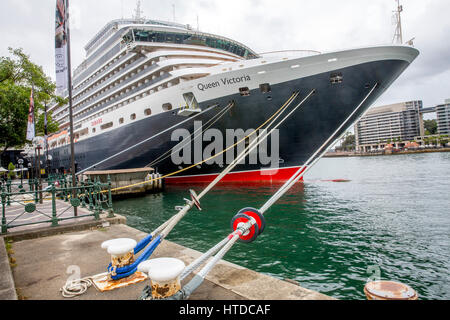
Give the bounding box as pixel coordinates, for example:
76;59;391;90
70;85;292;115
44;103;48;150
26;88;35;141
55;0;68;95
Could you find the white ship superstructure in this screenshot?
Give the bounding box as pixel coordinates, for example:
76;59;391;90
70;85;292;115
48;18;258;149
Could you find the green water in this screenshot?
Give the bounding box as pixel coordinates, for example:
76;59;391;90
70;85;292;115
113;152;450;300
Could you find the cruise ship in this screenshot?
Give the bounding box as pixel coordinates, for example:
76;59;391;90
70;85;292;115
46;17;419;183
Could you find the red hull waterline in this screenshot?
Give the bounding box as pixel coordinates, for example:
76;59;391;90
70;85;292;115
165;166;306;184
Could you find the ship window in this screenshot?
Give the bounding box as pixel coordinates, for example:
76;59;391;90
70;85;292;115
130;29;258;60
101;122;113;130
130;113;136;120
92;128;96;133
239;87;250;96
259;83;271;94
144;108;152;116
330;73;343;84
162;103;172;111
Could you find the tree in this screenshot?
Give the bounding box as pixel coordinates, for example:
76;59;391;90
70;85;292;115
36;110;59;137
438;135;449;147
7;162;15;179
0;83;30;151
336;132;355;151
0;48;64;156
424;119;437;135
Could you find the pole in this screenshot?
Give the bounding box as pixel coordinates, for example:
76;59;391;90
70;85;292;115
37;146;42;204
397;0;403;44
65;0;77;216
34;147;38;183
45;102;49;176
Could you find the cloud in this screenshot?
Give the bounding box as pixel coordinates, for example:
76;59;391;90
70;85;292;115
1;0;449;108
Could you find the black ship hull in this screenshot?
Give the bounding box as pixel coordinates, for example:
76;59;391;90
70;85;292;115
48;59;409;183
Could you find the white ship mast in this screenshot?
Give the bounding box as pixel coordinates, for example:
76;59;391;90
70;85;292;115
392;0;403;44
133;0;145;21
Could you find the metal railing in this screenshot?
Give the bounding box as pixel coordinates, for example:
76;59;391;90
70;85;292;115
1;175;114;234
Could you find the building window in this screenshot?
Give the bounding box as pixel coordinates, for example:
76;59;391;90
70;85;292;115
144;108;152;116
162;103;172;111
130;113;136;120
239;87;250;96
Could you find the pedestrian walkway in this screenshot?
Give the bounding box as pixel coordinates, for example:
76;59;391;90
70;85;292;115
4;199;95;233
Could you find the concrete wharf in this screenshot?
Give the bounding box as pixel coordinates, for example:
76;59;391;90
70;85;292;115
1;214;333;300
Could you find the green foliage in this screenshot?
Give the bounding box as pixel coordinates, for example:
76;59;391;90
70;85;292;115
424;120;437;135
36;110;59;136
0;48;63;154
0;81;30;149
438;135;449;146
336;132;355;151
8;162;15;179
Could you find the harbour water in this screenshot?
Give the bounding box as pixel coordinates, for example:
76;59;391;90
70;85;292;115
113;152;450;300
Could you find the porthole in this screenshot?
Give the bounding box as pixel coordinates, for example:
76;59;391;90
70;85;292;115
259;83;271;94
162;103;172;111
130;113;136;120
144;108;152;116
239;87;250;96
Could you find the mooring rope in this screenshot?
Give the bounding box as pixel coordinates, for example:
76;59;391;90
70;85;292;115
107;91;304;280
259;83;378;214
146;102;235;168
157;90;310;240
76;104;221;176
166;84;380;300
136;89;320;299
98;91;301;194
60;277;93;298
59;272;108;298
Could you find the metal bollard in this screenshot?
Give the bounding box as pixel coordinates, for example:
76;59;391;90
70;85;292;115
51;185;58;227
6;179;11;206
93;180;100;220
107;175;114;218
88;179;94;211
34;179;39;204
81;181;87;208
1;189;7;234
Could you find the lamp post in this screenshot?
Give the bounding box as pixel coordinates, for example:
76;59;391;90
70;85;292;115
27;162;32;180
47;154;53;177
18;159;24;188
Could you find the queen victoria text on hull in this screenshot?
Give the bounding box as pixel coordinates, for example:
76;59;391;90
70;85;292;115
47;18;419;183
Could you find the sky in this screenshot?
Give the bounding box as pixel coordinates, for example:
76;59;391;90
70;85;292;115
1;0;449;117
